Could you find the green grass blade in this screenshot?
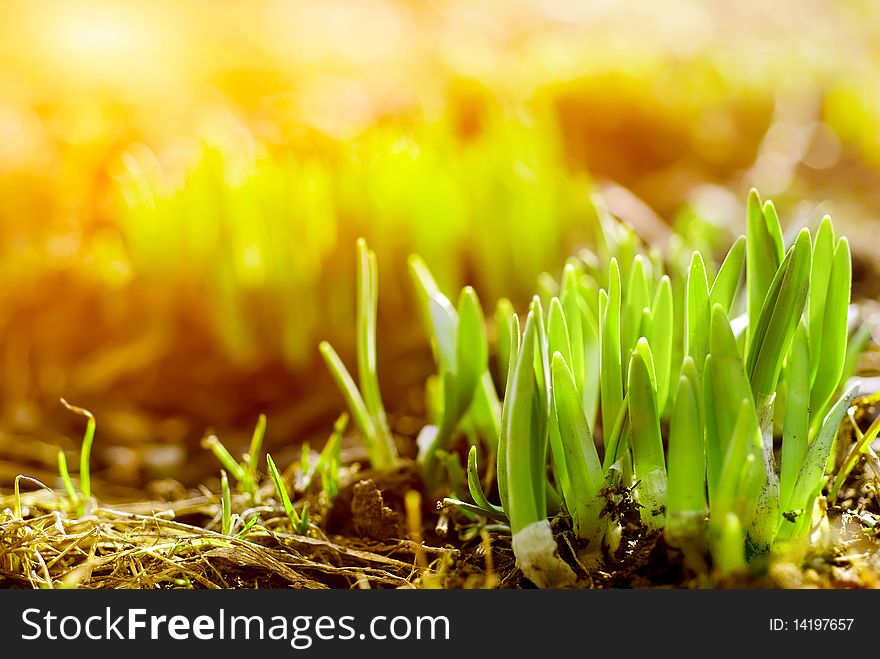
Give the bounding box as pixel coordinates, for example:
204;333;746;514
749;459;780;551
601;393;629;472
680;354;702;414
547;297;572;362
303;412;348;498
779;382;859;540
709;235;745;315
410;256;500;457
600;260;624;446
551;353;604;543
495;297;515;382
702;356;720;502
61;399;96;502
666;374;707;542
530;297;552;509
635;336;658;393
686;251;711;375
546;298;574;498
531;296;551;415
746;190;784;349
466;445;505;515
497;312;520;515
441;497;509;524
470;373;502;451
468;286;503;446
56;450;79;507
647;275;673;414
627;339;666;530
455;286;489;414
810;236;851;416
421;371;459;478
247;413;267;489
504;309;546;534
408;253;457;371
705;305;753;500
560;263;586;400
623;255;651;373
202;434;246;483
780;321;810;513
581;303;601;429
220;470;233;536
319;341;395;471
547;297;573;369
235;513;260;540
203;431;257;500
356;239;388;432
711;398;761;537
577;270;601;327
745;228;812;400
267;453;304;534
808;217;835;385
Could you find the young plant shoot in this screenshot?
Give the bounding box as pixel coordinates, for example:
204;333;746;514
320;239;398;472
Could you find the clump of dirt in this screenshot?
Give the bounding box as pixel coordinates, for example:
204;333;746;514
351;479;402;540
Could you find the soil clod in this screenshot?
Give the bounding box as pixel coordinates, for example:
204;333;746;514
351;479;401;541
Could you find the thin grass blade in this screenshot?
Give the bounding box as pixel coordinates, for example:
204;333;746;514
686;251;711;375
600;260;624;446
647;275;673;414
623;255;651;375
746;190;784;349
710;235;745;315
627;339;666;530
497;312;520;514
810;236;851;417
551;353;604;544
666;373;707;545
705;305;753;500
780;321;810;513
779;382;860;540
745;229;812;401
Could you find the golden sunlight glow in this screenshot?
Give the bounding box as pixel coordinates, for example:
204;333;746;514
5;2;181;92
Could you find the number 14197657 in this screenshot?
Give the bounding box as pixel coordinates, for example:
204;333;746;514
770;618;854;631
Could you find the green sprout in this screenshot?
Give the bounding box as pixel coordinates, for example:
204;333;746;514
550;352;604;550
220;470;233;536
665;365;706;556
599;259;624;448
409;254;500;488
302;412;348;501
201;414;271;505
59;398;96;515
267;454;309;536
56;450;79;510
745;190;784;351
628;338;666;532
320;239;397;472
247;413;267;491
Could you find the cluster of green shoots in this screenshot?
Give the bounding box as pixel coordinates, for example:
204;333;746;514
202;410;348;537
322;190;869;587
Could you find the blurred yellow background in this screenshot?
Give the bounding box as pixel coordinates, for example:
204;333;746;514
1;0;878;493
